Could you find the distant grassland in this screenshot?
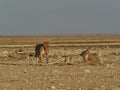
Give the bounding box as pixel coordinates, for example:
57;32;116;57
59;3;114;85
0;35;120;47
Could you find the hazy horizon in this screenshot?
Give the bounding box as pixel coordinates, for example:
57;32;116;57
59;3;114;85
0;0;120;35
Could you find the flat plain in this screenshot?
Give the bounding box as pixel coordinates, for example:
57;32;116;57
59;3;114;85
0;35;120;90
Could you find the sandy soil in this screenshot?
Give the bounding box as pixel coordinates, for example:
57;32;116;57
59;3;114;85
0;35;120;90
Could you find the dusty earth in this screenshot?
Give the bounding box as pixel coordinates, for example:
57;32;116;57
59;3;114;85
0;35;120;90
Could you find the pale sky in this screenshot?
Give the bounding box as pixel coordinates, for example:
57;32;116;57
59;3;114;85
0;0;120;35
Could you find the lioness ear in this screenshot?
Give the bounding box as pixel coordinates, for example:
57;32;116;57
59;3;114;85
86;49;89;52
79;53;82;56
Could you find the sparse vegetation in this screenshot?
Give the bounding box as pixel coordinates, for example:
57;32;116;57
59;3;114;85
0;35;120;90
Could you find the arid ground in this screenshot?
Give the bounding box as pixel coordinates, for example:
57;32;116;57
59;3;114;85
0;35;120;90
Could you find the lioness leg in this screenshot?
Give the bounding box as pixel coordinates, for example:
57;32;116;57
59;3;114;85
46;53;49;64
36;57;39;65
38;54;42;65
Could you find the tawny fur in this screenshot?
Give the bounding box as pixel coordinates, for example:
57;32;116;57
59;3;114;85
80;49;101;65
35;42;49;65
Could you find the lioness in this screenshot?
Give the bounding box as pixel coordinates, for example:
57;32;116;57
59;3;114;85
35;42;49;65
80;49;101;65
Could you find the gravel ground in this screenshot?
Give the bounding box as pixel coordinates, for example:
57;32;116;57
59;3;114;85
0;47;120;90
0;35;120;90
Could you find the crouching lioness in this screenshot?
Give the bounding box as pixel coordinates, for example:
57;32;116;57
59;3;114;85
80;49;101;65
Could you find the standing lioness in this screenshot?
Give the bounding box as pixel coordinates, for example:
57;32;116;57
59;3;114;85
35;42;49;65
80;49;101;65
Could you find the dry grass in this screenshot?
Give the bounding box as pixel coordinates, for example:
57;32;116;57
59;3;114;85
0;35;120;90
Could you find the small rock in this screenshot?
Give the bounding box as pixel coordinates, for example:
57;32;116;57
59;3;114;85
84;70;90;73
106;64;111;67
66;87;71;90
51;86;56;89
